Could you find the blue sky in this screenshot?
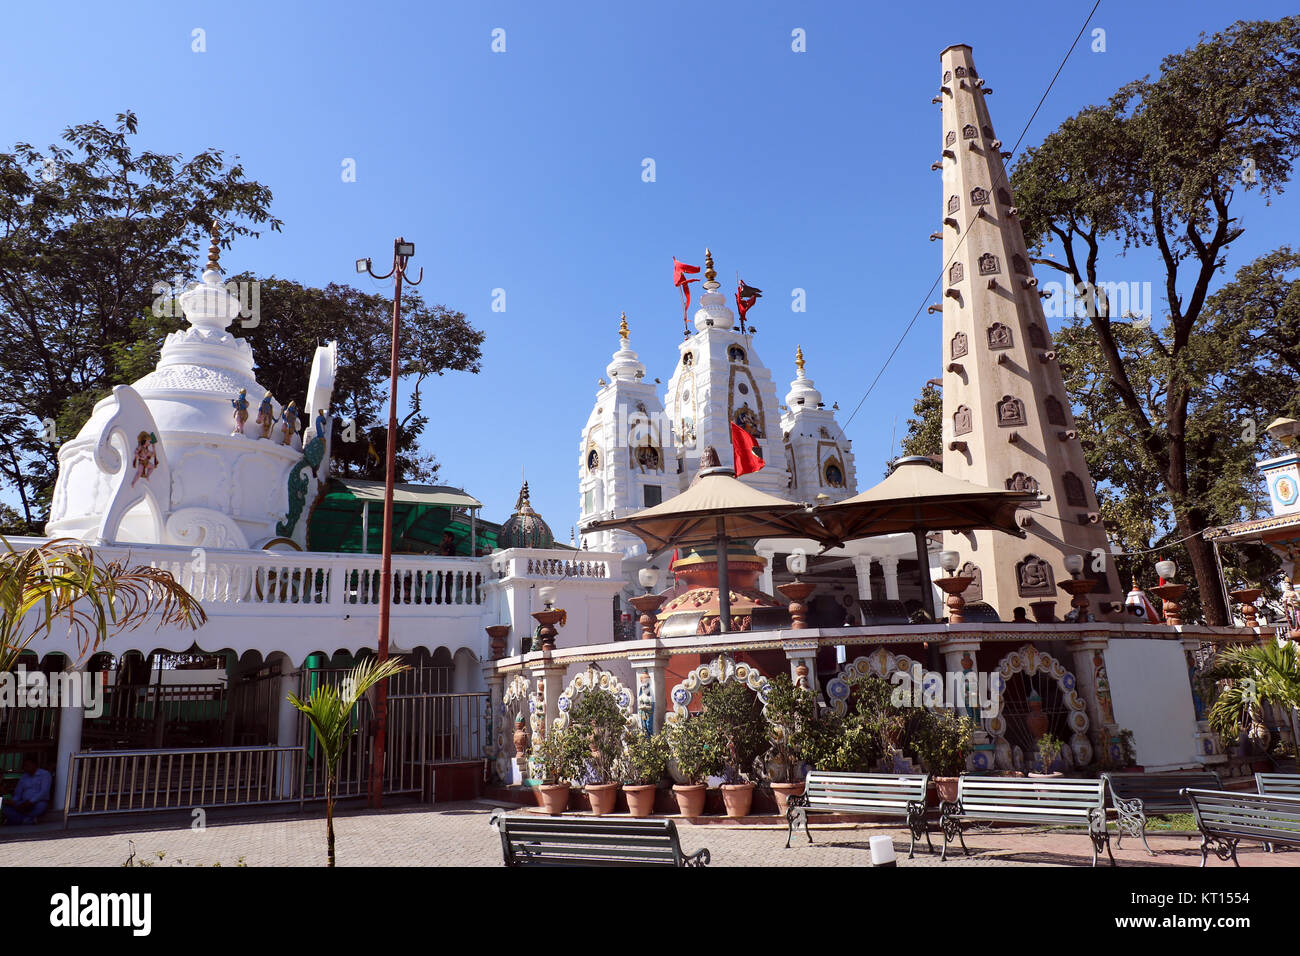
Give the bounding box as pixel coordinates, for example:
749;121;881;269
3;0;1297;534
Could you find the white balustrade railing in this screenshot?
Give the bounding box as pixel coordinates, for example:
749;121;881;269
8;539;490;618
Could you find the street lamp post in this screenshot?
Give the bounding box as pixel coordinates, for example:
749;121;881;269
357;239;422;809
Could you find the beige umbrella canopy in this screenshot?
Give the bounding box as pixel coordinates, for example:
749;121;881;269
583;451;825;631
816;456;1038;619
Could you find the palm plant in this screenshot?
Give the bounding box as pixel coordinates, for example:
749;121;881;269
1206;640;1300;745
1;536;207;671
287;655;410;867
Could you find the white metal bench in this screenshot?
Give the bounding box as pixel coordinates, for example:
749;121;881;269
1255;772;1300;797
786;771;931;858
1103;771;1222;856
940;775;1112;866
1182;788;1300;867
489;809;710;867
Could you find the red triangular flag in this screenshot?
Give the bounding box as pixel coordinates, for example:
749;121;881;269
730;422;766;477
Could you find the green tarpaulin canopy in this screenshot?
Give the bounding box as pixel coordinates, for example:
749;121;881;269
307;478;497;555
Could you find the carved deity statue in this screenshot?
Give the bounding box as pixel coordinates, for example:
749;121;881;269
280;401;300;446
256;393;276;439
129;431;159;487
637;673;654;736
231;388;249;434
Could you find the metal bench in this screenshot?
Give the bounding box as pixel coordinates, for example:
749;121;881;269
1104;771;1222;856
940;775;1113;866
785;771;931;858
1255;772;1300;797
488;809;710;867
1182;788;1300;866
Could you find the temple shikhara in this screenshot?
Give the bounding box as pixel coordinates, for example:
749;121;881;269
5;46;1296;824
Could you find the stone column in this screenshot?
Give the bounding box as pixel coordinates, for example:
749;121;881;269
880;557;901;601
54;657;85;815
851;555;875;601
273;661;301;798
628;651;670;734
483;669;506;783
784;640;821;697
756;547;776;596
940;641;989;771
1068;639;1115;763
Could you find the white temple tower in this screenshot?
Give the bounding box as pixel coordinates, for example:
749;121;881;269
937;45;1120;615
780;346;858;503
664;250;788;496
578;314;676;558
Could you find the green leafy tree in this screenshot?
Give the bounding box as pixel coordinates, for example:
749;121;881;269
286;655;410;867
895;381;943;471
1009;17;1300;624
0;112;281;530
567;687;628;785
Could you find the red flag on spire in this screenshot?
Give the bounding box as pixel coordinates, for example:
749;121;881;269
730;422;766;477
673;257;700;333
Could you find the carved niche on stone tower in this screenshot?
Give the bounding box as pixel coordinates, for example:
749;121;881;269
960;562;983;602
945;130;957;147
1006;472;1039;494
1062;472;1088;507
1016;554;1056;597
962;124;977;140
978;253;1000;276
970;187;990;206
953;405;973;436
949;262;964;284
951;331;968;359
987;323;1013;349
948;195;960;214
1044;395;1067;427
997;395;1026;427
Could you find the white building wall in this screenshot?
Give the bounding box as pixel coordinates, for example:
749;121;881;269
1105;639;1201;771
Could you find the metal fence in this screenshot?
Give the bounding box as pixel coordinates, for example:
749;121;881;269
64;745;304;823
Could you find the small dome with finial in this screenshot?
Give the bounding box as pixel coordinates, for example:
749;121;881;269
606;311;645;381
499;480;555;550
693;247;735;332
785;344;824;408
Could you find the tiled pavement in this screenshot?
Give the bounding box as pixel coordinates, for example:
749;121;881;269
0;800;1292;867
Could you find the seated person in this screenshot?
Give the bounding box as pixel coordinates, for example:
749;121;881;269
3;757;51;825
1012;606;1029;623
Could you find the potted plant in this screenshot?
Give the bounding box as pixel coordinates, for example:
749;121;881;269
697;682;767;817
667;714;720;817
915;708;976;803
622;727;669;817
1031;733;1065;777
532;725;584;815
567;687;628;815
763;673;818;813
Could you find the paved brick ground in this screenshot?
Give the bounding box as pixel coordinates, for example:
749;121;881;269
0;801;1291;867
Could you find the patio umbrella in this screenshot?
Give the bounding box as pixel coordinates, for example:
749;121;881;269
816;456;1038;620
583;451;826;632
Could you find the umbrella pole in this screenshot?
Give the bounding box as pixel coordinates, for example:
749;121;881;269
716;519;731;633
914;529;938;622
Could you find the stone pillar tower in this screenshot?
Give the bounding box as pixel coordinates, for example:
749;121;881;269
937;45;1119;617
664;249;787;496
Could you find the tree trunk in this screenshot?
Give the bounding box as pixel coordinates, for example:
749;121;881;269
326;771;336;868
1183;524;1228;626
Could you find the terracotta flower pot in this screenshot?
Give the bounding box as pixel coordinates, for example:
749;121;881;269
933;776;959;804
535;783;570;816
586;782;619;815
673;783;708;817
625;784;657;818
770;782;805;815
721;781;755;818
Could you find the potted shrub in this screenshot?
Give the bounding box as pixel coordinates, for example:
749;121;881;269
697;682;767;817
914;709;976;803
567;687;628;815
1031;733;1065;777
667;714;721;817
532;725;584;815
622;727;669;817
763;673;818;813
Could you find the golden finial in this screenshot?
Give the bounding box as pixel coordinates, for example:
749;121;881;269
205;219;222;274
619;311;629;339
704;248;716;283
795;345;806;373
